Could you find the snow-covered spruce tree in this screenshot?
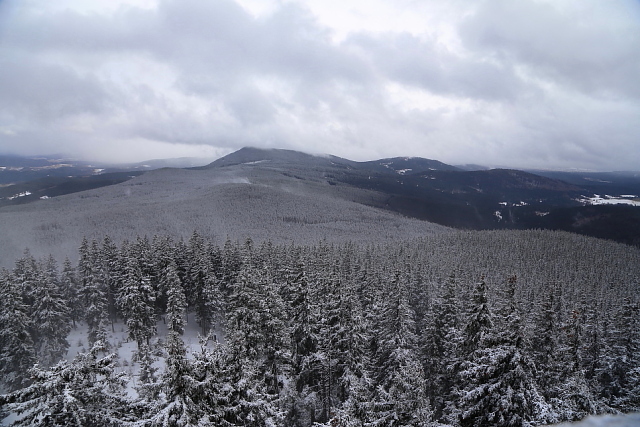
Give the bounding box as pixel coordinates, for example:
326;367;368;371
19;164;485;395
135;343;161;402
0;341;134;426
60;257;81;328
151;234;176;316
117;249;156;351
529;282;561;404
551;305;601;421
141;283;211;426
309;259;373;427
164;260;187;336
456;276;549;427
221;264;284;426
31;256;71;367
285;259;324;427
369;271;433;426
186;231;213;336
12;249;38;313
101;235;121;332
0;269;37;392
188;338;227;425
78;237;109;347
220;237;242;293
460;277;493;358
598;297;640;411
423;271;463;422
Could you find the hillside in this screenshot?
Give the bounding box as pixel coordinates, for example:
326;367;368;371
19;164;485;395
2;147;640;267
0;153;449;266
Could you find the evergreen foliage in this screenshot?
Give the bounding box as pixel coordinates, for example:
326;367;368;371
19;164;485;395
2;230;640;426
0;341;133;426
0;269;37;391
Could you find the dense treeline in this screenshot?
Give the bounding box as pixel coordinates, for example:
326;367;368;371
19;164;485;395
1;230;639;426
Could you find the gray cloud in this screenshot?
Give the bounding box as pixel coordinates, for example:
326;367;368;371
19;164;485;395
0;0;638;170
460;0;640;99
347;32;528;101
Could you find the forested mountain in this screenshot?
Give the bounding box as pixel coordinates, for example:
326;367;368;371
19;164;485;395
0;149;451;267
0;155;214;208
3;148;638;265
1;230;639;425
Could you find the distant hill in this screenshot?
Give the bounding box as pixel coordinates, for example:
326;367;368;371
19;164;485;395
1;147;639;266
0;150;450;266
203;147;640;246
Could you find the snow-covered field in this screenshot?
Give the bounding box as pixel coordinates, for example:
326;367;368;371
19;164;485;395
580;194;640;206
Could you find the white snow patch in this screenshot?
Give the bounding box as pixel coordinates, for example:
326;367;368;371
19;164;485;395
535;211;550;216
93;168;105;174
396;169;412;175
580;194;640;206
211;176;251;185
40;195;50;200
243;160;269;165
494;210;503;221
515;201;528;206
499;202;508;206
8;191;31;200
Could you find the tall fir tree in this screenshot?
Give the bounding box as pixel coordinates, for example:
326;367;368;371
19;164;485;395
142;268;212;426
221;265;284;426
164;260;187;336
0;269;37;391
101;235;121;332
60;257;81;328
424;272;462;422
370;271;433;426
286;259;324;427
32;256;72;367
118;250;156;350
78;238;109;347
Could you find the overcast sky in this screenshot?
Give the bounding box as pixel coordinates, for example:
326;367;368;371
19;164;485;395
0;0;638;170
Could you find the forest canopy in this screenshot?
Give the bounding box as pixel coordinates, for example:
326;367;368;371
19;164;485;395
1;229;639;426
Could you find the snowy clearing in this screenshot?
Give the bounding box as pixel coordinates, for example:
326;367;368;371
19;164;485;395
580;194;640;206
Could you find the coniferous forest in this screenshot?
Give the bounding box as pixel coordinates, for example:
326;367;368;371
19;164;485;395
1;230;639;426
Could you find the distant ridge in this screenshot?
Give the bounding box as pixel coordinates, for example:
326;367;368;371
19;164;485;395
2;146;640;263
205;146;459;174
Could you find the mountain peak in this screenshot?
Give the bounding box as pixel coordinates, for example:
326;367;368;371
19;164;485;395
205;147;324;168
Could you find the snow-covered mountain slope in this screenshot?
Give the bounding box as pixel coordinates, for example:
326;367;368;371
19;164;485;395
0;159;449;266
